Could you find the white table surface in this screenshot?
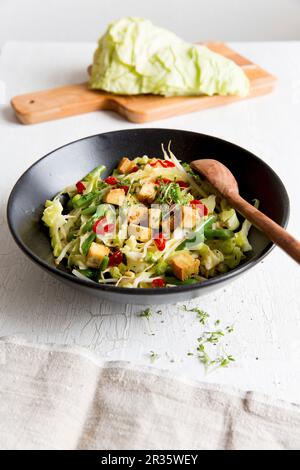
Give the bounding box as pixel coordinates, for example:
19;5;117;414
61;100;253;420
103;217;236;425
0;41;299;403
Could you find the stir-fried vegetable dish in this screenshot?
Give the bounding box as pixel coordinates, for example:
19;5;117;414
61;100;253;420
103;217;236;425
42;145;258;288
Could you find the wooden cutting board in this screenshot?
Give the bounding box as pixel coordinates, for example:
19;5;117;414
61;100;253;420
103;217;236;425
11;42;276;125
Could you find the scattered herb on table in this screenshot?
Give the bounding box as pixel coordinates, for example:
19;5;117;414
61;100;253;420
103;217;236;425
149;351;160;363
226;325;234;333
138;308;153;319
181;305;210;325
216;354;235;368
137;304;236;371
202;330;225;344
183;304;236;371
197;342;235;370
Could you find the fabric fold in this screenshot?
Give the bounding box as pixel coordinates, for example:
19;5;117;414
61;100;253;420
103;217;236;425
0;338;299;450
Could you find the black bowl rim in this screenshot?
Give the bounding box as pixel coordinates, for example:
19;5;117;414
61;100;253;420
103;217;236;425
7;128;290;297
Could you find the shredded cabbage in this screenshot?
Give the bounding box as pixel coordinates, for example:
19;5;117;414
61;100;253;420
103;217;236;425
197;244;224;270
219;208;240;230
235;199;259;252
43;146;257;287
42;198;67;257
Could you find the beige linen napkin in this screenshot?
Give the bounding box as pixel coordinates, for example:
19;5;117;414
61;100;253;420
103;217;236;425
0;338;299;450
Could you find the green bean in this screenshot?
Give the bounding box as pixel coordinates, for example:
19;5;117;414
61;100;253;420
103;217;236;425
79;268;97;280
82;204;108;234
204;228;234;240
82;218;95;234
72;194;81;204
81;233;96;256
82;206;97;216
72;192;97;208
176;215;217;251
164;277;198;285
99;255;109;272
84;164;106;180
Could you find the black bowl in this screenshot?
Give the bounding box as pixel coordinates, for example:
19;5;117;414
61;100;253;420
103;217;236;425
7;129;289;304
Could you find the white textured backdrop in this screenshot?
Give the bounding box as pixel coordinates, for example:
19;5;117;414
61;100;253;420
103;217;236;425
0;0;300;48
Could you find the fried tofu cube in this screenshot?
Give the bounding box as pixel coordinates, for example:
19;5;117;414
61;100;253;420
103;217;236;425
161;206;181;235
104;188;125;206
137;182;157;204
128;224;151;242
161;216;174;237
128;206;148;224
170;252;200;281
181;206;201;228
86;242;110;268
117;157;136;174
149;208;161;230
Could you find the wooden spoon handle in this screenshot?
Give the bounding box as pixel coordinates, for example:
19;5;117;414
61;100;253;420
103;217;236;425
227;194;300;263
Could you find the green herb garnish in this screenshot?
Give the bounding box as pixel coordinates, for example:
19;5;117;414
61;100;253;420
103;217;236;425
149;351;159;362
182;306;236;371
138;308;152;319
181;305;210;325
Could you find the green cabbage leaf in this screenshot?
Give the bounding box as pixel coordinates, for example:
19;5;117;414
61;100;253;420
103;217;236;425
90;17;249;97
42;199;66;257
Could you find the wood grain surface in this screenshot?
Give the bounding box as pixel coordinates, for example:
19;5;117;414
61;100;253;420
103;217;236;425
11;42;276;124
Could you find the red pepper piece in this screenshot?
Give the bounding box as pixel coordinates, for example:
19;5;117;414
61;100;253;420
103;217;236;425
104;223;115;233
76;181;86;194
152;278;166;288
130;165;139;173
154;233;166;251
161;160;175;168
109;250;123;267
149;160;161;167
203;205;209;216
105;176;118;185
177;180;189;188
149;160;175;168
93;217;115;236
117;185;129;194
155;178;171;185
190;199;201;206
190;200;208;216
93;216;107;235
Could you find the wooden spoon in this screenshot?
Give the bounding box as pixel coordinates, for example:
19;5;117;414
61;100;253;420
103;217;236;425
191;159;300;264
